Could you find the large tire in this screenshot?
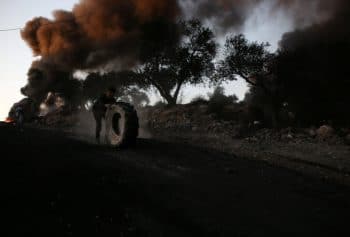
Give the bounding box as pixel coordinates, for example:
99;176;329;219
105;102;139;148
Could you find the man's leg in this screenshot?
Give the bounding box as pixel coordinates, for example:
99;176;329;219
93;111;103;143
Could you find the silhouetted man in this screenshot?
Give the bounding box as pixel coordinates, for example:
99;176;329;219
92;87;117;143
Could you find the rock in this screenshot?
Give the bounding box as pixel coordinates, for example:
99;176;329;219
248;136;259;142
316;125;334;140
281;132;294;141
307;128;317;138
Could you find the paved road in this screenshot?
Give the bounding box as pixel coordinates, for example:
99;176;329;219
1;123;350;236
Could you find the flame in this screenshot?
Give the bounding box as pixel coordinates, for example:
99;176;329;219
4;117;14;124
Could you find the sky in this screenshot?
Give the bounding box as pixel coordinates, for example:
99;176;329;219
0;0;294;120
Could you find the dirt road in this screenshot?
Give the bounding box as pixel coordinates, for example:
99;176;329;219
1;123;350;236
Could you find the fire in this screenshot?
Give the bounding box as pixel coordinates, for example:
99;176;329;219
4;117;14;124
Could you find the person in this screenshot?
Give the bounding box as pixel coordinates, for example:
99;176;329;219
14;106;24;131
92;87;117;143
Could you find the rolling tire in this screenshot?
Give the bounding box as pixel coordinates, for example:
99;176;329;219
105;102;139;148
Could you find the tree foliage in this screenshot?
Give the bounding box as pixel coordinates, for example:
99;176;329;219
138;19;217;105
119;88;150;108
217;34;282;127
217;34;273;87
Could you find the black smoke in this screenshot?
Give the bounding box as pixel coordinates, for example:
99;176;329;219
20;0;179;103
274;0;350;126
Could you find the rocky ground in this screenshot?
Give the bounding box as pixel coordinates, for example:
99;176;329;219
140;104;350;185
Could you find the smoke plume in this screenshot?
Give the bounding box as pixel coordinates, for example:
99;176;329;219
280;0;350;51
21;0;179;101
21;0;179;69
273;0;350;126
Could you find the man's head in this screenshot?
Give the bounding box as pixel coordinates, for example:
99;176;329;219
106;87;116;98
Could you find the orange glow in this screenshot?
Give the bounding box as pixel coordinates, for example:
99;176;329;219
4;117;14;124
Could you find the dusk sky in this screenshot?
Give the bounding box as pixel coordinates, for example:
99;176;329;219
0;0;294;119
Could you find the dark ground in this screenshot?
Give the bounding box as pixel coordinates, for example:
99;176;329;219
1;123;350;236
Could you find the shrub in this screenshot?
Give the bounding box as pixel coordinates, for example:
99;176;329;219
207;86;238;120
190;95;208;105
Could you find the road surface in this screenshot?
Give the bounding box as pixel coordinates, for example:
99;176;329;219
1;123;350;236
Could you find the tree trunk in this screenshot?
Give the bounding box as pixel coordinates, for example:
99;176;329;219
150;81;176;106
165;95;177;106
154;82;182;106
156;88;176;106
172;81;183;105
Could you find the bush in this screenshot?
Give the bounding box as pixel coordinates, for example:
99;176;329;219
190;95;208;105
153;100;167;108
207;86;238;120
